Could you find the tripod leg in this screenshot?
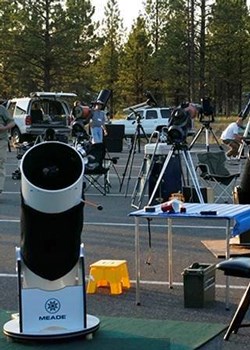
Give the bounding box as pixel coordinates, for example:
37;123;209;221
104;148;121;186
139;124;149;141
119;132;138;192
111;160;121;187
182;150;204;203
137;125;141;154
205;129;210;152
131;156;150;209
209;127;223;151
131;158;147;208
237;113;250;158
124;132;138;196
136;124;149;153
147;150;174;206
189;127;204;150
131;137;161;208
237;141;246;159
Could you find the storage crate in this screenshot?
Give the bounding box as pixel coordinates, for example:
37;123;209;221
182;263;215;308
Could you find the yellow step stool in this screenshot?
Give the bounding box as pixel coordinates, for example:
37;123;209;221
87;259;130;295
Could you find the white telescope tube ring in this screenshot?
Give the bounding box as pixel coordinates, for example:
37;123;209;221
20;141;84;213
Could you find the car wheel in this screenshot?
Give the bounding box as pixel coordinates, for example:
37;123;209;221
11;127;23;145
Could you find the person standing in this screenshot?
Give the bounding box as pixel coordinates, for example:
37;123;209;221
90;100;107;144
0;103;15;192
220;117;244;158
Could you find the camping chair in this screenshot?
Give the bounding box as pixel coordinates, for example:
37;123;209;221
196;151;240;203
84;143;120;195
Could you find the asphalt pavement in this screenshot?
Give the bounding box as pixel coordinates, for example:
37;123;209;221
0;139;250;349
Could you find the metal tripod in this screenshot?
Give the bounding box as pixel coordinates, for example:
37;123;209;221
189;121;223;152
119;116;149;196
131;132;161;209
147;143;204;206
237;96;250;159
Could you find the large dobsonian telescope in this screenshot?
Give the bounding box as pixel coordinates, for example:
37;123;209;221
3;141;100;341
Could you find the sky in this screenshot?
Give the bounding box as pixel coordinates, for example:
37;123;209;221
91;0;144;31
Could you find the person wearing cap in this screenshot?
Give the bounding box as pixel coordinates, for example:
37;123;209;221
220;117;244;158
89;100;107;144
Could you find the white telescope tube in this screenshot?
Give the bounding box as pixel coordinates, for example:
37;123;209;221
20;141;84;213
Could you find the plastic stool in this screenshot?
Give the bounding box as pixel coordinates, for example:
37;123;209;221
87;259;130;295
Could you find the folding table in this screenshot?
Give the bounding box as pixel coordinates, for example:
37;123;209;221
129;203;250;307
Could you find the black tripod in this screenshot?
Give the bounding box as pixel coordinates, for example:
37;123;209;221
237;95;250;159
119;114;149;196
189;120;223;152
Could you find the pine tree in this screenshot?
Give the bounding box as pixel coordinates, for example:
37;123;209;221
117;16;153;110
0;0;98;95
91;0;123;115
160;0;190;105
207;0;250;115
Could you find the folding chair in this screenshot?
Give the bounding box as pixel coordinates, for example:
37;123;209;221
84;143;120;195
196;151;240;203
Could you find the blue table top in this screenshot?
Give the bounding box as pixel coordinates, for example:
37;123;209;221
129;203;250;237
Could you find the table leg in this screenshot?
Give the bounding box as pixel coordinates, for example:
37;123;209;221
168;218;173;288
135;217;141;305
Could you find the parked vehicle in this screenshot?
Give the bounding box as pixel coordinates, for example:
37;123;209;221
7;92;77;143
111;107;172;137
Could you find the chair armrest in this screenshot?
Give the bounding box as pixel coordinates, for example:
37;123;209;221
196;163;210;177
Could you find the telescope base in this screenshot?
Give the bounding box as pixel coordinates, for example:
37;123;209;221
3;314;100;341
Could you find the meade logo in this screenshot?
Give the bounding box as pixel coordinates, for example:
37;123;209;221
45;298;61;314
39;314;66;321
38;298;66;321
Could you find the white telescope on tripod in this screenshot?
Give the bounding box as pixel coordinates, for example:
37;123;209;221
3;141;100;341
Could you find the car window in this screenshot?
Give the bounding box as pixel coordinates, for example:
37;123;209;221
16;105;27;116
8;102;27;117
61;101;71;114
145;110;157;119
49;101;64;116
7;102;16;117
16;99;30;113
39;99;65;116
160;109;172;119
